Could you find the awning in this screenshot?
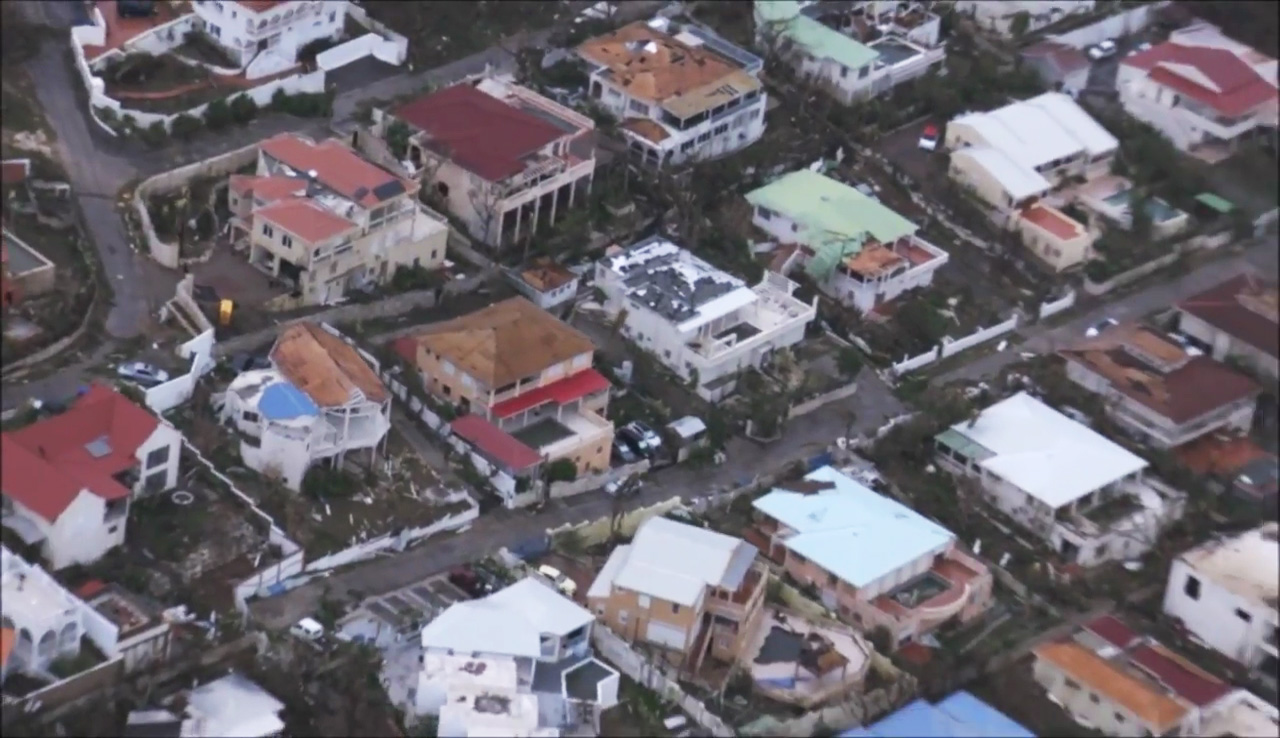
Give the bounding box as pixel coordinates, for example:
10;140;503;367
490;369;611;420
1195;193;1235;214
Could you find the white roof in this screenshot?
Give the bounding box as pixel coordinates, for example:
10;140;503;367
587;544;630;600
600;516;758;607
943;392;1148;509
952;147;1052;201
951;92;1117;170
667;415;707;439
187;673;285;738
421;577;594;659
753;466;955;588
1199;690;1280;738
1179;523;1278;608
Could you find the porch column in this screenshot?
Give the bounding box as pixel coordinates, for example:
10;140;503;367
532;193;543;236
512;205;523;245
587;170;595;196
548;185;560;228
568;178;578;209
494;210;506;249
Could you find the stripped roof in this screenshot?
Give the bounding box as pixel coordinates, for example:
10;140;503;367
577;21;755;105
258;133;413;209
1020;203;1086;241
228;174;305;204
270;322;388;407
1178;523;1279;608
521;260;578;293
1059;323;1260;424
1036;641;1188;731
406;296;595;388
393;83;565;183
1123;40;1277;117
255;198;358;243
1177;273;1279;359
597;516;759;607
753;465;956;588
621;117;672;144
2;384;159;522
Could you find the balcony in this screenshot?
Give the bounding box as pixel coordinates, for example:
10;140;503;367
707;563;767;621
872;555;981;626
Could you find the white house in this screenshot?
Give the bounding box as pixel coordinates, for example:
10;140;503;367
934;392;1186;568
186;672;287;737
1;546;89;675
594;237;817;401
1118;22;1278;158
219;322;391;490
754;1;946;105
415;578;619;735
511;260;581;312
955;1;1096;38
746;169;949;313
1161;523;1278;687
191;0;348;79
1;385;183;570
577;18;768;167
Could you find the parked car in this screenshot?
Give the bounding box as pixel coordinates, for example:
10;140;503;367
918;124;940;151
1087;39;1117;61
290;617;325;642
624;421;662;453
1127;41;1152;56
612;438;639;465
117;361;170;386
605;477;643;498
616;426;651;458
448;566;490;599
1084;317;1119;338
537;565;577;597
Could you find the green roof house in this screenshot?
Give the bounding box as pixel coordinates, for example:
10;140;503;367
746;169;949;313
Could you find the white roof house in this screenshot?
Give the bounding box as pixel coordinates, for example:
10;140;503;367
941;392;1148;509
1176;523;1279;609
588;516;759;607
950;147;1052;201
753;466;955;588
186;672;286;738
421;577;595;659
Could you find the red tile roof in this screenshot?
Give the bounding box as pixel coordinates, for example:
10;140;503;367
393;84;565;182
490;369;611;419
1129;643;1233;707
1123;42;1277;117
1020;203;1085;240
76;579;108;599
391;336;419;363
259;134;414;209
450;415;541;471
1;385;159;522
256;198;358;244
1178;273;1279;359
229;174;305;203
1085;614;1140;649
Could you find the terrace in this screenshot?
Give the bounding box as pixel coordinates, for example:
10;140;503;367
707;561;768;621
871;552;985;625
743;607;872;707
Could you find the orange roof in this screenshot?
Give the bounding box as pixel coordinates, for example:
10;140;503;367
621;118;671;144
270;323;389;407
577;22;745;103
521;261;577;292
258;134;415;209
234;0;289;12
844;243;905;277
256;198;357;244
1177;433;1271;475
1;627;14;669
230;174;305;203
1035;641;1188;731
1020;203;1085;240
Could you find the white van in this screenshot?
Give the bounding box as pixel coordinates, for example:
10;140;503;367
290;617;325;641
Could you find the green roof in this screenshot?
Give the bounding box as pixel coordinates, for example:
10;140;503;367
1195;192;1235;214
935;428;994;462
755;1;880;71
746;169;918;278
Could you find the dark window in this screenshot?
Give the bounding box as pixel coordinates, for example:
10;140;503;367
282;235;293;248
145;446;171;470
1236;608;1252;623
1115;712;1126;723
262;223;274;237
242;410;260;423
671;603;680;614
1184;575;1201;600
1089;693;1101;704
143;470;168;495
1064;678;1080;690
827;572;837;586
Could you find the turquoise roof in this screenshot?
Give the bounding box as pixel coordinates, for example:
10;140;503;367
755;1;881;71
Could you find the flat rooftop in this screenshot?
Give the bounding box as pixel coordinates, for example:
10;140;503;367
1179;523;1279;608
602;236;757;332
1;548;82;634
83;583;161;638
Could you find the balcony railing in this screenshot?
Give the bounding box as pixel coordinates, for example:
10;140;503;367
707;565;766;620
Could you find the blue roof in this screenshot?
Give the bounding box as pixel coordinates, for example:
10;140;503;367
258;381;319;420
752;466;955;588
841;692;1036;737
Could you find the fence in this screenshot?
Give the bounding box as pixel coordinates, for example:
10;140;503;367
549;460;650;499
889;313;1020;376
301;500;479;573
2;657;126;722
1038;290;1077;320
1082;230;1232;296
144;329;216;414
548;497;687;547
1048;2;1170;49
592;626;735;738
788;381;858;419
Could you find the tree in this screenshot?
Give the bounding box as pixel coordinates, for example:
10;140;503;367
1009;11;1032;39
544;458;577;483
836;347;864;379
229;93;258;124
170;113;202;141
202;98;232;130
385;120;413;160
468;180;506;251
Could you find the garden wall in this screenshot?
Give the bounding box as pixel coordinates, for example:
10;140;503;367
549;497;686;547
345;3;410;65
145;328;216;414
1082;230;1231;296
301;500;479;573
1048;2;1170;49
788;381;858;419
549;460;650;499
888;313;1020;376
1038;290;1076;320
1;657;126;722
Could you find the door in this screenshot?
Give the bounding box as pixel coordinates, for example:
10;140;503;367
644;620;688;650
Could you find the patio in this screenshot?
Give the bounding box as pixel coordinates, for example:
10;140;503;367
742;607;871;707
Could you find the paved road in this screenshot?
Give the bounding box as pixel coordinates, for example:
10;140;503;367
938;240;1278;384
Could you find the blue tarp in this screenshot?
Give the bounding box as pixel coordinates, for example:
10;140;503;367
259;381;319;420
841;692;1036;738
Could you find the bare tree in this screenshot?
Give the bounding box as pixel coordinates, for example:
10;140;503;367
467;180;507;252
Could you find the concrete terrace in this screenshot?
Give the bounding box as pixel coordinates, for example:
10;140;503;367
82;0;190;62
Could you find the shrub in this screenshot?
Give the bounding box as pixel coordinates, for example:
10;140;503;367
170;113;202;140
270;88;333;117
94;105;118;124
202;98;232;130
139;120;169;148
390;264;443;292
544;458;577;483
229;93;258;124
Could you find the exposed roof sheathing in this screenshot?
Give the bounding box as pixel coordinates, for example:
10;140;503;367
270;323;388;407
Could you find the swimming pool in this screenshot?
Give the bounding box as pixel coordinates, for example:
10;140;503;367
869;38;922;66
1103;189;1184;224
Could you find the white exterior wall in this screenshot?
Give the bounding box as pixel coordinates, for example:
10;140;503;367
957;0;1097;38
117;622;173;673
14;492;126;571
192;0;347;69
133;424;184;497
1162;558;1280;669
1118;70;1269;152
1032;657;1166;737
1177;311;1280;381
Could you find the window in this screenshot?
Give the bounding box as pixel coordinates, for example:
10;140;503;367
1114;712;1126;724
680;140;696;152
858;65;869;79
143;471;168;495
671;603;680;614
1183;575;1201;600
145;446;171;470
328;11;336;22
618;610;628;625
108;524;119;534
282;234;293;248
638;595;651;609
262;223;274;237
713;123;729;136
1236;608;1252;623
791;222;799;233
242;410;260;423
1089;693;1101;704
697;132;711;143
628;99;647;114
1064;678;1080;690
840;66;849;79
757;206;776;220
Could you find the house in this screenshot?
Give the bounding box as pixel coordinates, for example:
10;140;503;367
1161;523;1278;687
415;577;620;735
946;93;1116;265
577;18;768;167
1;385;183;570
746;169;950;313
1059;323;1260;449
219;322;391;490
754;1;946;105
1032;614;1274;736
594;236;817;401
1177;274;1279;380
587;516;769;672
752;465;993;648
398;297;613;477
2;227;57;307
191;0;347;77
76;579;173;674
1013;202;1094;272
934;392;1186;567
380;77;597;250
955;1;1096;38
2;546;91;675
510;259;581;311
840;690;1035;737
1021;40;1091;97
228;132;448;306
1118;22;1278;158
185;672;287;737
1177;433;1278;508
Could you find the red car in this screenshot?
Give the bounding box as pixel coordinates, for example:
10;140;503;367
919;124;940;151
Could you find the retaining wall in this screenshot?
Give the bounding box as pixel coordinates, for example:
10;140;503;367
788;381;858;419
1082;230;1231;296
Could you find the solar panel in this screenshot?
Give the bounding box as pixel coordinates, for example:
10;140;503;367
85;436;113;458
371;180;405;201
